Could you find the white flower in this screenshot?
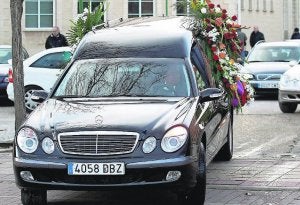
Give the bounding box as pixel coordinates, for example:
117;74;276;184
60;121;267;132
84;8;89;14
215;7;221;13
201;7;207;14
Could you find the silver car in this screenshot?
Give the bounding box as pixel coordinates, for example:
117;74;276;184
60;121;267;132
278;64;300;113
242;41;300;95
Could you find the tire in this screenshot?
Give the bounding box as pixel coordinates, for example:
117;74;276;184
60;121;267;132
24;85;43;113
279;102;297;113
21;189;47;205
178;143;206;205
215;116;233;161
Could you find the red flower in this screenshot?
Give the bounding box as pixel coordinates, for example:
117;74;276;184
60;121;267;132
211;45;217;52
224;32;231;39
215;17;223;27
208;3;215;9
205;18;210;23
217;4;221;8
231;15;238;21
217;64;223;71
222;9;227;13
213;54;219;61
221;13;227;19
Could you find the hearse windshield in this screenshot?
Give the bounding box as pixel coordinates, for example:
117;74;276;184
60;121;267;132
53;58;191;98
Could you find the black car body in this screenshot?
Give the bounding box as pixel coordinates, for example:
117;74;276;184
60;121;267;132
243;41;300;95
13;18;233;205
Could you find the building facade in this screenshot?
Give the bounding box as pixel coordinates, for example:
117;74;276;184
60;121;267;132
0;0;299;55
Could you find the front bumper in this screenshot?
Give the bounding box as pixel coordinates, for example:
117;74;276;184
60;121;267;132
278;90;300;103
250;80;279;95
13;156;198;191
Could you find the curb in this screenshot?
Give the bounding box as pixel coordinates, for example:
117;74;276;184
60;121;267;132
207;184;300;191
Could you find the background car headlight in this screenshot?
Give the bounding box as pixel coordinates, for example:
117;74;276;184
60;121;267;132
161;126;188;153
279;74;300;90
142;137;156;153
242;73;254;80
17;127;38;154
42;137;55;154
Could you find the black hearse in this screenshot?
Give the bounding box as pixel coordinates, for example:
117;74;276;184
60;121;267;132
13;18;233;205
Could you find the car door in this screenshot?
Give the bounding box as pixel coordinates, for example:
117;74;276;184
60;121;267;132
25;51;71;92
191;42;230;162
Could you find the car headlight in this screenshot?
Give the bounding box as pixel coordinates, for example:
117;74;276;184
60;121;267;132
17;127;38;154
242;73;254;80
42;137;55;154
279;74;300;90
161;126;188;153
142;136;156;153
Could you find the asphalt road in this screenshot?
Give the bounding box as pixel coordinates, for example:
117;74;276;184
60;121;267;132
234;96;300;159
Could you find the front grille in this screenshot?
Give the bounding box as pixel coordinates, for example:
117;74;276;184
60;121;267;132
256;74;282;81
58;131;139;156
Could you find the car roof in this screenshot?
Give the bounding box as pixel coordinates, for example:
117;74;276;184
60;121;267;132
73;17;193;60
256;41;300;47
24;47;71;65
0;45;12;49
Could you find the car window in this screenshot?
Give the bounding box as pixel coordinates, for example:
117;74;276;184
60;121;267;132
30;51;72;69
54;58;191;98
0;48;12;64
248;46;300;62
193;65;207;91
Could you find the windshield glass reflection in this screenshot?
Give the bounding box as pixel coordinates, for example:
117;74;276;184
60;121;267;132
54;58;191;98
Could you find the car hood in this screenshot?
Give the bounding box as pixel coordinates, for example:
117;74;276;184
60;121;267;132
0;64;10;75
24;98;195;137
243;62;291;74
283;65;300;78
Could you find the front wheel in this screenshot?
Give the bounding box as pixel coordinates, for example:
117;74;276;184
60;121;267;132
279;102;297;113
21;188;47;205
178;143;206;205
24;85;43;113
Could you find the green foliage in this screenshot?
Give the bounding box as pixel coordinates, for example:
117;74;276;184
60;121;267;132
67;1;105;46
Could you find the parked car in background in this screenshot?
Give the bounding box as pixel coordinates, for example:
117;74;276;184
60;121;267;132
242;41;300;95
278;64;300;113
0;45;29;100
13;18;233;205
7;47;72;112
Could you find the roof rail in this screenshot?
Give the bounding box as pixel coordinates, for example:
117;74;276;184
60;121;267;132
255;40;265;46
92;18;125;33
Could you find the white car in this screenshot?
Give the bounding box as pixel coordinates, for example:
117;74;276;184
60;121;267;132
278;64;300;113
7;47;72;112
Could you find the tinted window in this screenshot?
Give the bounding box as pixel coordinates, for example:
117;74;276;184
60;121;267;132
248;46;300;62
0;48;12;64
30;52;71;69
54;58;191;98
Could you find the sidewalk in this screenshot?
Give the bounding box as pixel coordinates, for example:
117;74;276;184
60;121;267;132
207;158;300;191
0;106;14;144
2;151;300;204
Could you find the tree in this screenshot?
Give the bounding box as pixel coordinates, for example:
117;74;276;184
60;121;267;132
10;0;26;130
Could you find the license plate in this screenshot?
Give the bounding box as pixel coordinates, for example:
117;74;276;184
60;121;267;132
259;82;278;88
68;162;125;175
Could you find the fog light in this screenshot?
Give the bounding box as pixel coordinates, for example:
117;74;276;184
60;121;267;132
20;171;34;181
166;171;181;181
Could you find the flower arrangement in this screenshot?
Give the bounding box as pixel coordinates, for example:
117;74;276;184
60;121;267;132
190;0;253;111
67;0;105;46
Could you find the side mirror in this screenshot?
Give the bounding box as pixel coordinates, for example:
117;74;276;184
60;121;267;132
31;90;48;103
199;88;223;103
289;60;298;67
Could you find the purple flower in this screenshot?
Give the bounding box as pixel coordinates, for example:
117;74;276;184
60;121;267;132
237;80;244;96
232;98;239;107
